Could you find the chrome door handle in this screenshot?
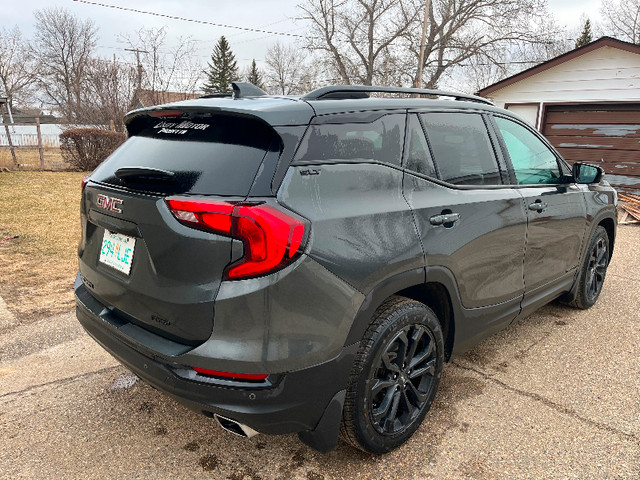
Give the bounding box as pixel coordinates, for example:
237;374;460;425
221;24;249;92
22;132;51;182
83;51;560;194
528;201;547;212
430;213;460;226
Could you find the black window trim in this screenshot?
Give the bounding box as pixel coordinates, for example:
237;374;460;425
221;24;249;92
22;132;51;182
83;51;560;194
401;112;440;178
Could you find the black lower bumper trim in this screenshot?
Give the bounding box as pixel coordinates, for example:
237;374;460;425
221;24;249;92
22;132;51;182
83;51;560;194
76;298;357;436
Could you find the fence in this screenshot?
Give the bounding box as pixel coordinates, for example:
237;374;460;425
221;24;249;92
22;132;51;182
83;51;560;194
0;132;60;147
0;118;49;169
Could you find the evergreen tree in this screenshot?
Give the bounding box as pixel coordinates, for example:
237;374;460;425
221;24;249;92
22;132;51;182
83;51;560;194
202;36;239;94
246;59;264;89
575;19;593;48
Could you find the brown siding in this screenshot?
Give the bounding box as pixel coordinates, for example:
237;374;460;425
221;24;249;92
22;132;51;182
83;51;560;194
542;104;640;193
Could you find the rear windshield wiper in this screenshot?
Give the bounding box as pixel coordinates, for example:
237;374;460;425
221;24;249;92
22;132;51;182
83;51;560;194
115;167;176;182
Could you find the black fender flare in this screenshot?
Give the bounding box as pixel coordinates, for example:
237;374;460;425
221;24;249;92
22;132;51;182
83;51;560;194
344;266;466;347
344;267;425;346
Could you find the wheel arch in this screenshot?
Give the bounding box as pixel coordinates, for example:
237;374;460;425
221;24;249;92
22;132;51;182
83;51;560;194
345;267;459;362
598;216;616;260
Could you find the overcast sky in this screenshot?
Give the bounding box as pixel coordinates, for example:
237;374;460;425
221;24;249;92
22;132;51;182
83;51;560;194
8;0;604;73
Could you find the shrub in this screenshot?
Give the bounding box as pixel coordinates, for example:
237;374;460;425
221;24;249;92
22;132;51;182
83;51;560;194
60;128;126;171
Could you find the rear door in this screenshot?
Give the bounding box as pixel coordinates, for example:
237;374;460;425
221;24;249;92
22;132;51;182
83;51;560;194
491;115;588;304
404;111;527;317
79;111;280;344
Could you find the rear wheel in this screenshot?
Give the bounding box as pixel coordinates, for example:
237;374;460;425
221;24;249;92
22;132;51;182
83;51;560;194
341;296;444;453
569;226;610;309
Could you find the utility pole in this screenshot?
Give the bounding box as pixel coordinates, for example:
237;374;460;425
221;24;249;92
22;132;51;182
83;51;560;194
415;0;431;89
125;48;149;100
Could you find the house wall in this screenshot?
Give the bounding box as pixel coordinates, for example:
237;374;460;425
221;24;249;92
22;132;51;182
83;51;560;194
487;46;640;108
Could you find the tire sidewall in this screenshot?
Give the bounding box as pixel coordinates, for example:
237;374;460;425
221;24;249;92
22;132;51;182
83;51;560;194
352;303;444;453
577;226;609;308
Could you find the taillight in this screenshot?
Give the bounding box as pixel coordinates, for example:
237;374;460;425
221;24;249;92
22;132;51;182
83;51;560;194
81;175;91;191
165;198;306;280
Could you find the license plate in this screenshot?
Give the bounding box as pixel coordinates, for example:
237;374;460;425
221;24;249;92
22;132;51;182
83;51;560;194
99;230;136;275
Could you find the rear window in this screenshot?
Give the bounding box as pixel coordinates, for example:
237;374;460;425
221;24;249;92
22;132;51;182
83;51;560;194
421;113;501;186
293;114;405;166
91;113;278;195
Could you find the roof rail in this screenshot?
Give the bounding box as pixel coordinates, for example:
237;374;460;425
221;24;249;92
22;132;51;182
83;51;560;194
301;85;493;105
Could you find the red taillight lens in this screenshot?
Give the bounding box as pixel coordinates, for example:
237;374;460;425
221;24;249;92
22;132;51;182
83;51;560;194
165;199;234;234
81;175;91;191
192;367;268;381
165;198;306;280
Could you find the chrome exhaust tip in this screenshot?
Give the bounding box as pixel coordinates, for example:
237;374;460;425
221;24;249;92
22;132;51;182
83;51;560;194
214;414;259;439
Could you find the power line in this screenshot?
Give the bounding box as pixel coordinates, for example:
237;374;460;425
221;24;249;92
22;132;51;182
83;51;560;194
71;0;304;38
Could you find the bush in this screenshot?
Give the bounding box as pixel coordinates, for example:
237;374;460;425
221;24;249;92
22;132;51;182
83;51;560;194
60;128;126;171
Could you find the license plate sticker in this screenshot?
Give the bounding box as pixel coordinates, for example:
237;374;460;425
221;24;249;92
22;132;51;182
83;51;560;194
99;230;136;275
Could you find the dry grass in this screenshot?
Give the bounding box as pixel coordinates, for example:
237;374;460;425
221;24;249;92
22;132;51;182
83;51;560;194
0;147;68;170
0;171;87;322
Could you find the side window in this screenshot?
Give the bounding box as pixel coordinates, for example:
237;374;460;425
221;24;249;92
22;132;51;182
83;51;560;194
494;116;561;185
404;114;437;177
420;112;502;185
294;114;404;165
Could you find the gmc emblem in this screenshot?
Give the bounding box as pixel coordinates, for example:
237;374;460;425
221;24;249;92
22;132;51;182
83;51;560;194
96;194;123;213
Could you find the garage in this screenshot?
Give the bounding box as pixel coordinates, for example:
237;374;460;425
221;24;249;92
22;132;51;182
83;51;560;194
477;37;640;193
542;103;640;191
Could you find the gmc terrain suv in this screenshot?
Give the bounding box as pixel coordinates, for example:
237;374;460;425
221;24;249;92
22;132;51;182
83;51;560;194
76;83;617;454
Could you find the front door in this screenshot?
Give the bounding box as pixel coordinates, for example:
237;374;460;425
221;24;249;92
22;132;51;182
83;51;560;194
492;115;587;301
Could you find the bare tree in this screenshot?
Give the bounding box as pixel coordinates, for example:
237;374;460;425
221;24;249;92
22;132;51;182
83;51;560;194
122;27;202;104
0;26;35;110
601;0;640;44
264;42;319;95
32;7;98;121
300;0;553;88
455;17;572;94
81;57;138;131
300;0;421;85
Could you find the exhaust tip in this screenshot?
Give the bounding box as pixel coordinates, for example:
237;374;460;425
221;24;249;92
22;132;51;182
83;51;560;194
214;414;259;438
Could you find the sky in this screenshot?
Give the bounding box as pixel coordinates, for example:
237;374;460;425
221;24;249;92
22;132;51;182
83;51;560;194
6;0;605;76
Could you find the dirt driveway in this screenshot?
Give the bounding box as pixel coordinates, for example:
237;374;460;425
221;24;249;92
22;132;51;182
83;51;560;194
1;227;638;480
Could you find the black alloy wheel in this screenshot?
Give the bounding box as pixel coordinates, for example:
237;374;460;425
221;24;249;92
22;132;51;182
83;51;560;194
368;324;437;435
585;234;608;303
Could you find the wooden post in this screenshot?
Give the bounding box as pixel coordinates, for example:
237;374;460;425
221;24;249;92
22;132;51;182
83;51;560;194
3;122;17;165
36;117;45;170
110;119;115;131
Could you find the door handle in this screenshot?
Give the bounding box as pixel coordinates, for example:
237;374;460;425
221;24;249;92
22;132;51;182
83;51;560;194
528;200;547;212
430;213;460;226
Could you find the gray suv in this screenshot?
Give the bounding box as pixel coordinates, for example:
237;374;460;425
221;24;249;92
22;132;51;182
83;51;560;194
75;83;617;454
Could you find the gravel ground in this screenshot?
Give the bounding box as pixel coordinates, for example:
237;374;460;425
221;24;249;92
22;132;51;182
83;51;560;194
1;226;638;480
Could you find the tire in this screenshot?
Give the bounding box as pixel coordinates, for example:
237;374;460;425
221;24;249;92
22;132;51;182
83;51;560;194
341;295;444;454
569;226;610;309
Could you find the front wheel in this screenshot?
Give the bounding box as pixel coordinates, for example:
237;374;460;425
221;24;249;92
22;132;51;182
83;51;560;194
569;226;610;309
341;296;444;453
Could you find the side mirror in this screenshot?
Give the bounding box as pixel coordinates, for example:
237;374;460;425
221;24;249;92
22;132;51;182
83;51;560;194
572;162;604;184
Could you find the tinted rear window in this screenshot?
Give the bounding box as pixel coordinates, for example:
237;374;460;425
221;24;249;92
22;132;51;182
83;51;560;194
293;114;405;166
91;113;278;195
421;113;501;186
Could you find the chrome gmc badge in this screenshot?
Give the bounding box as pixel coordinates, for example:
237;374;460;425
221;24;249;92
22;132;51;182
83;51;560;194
96;194;123;213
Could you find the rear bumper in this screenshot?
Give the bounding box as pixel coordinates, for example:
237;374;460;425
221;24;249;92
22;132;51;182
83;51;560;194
75;280;356;435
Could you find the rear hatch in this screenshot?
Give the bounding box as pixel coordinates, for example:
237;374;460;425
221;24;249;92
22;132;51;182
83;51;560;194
79;110;280;344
